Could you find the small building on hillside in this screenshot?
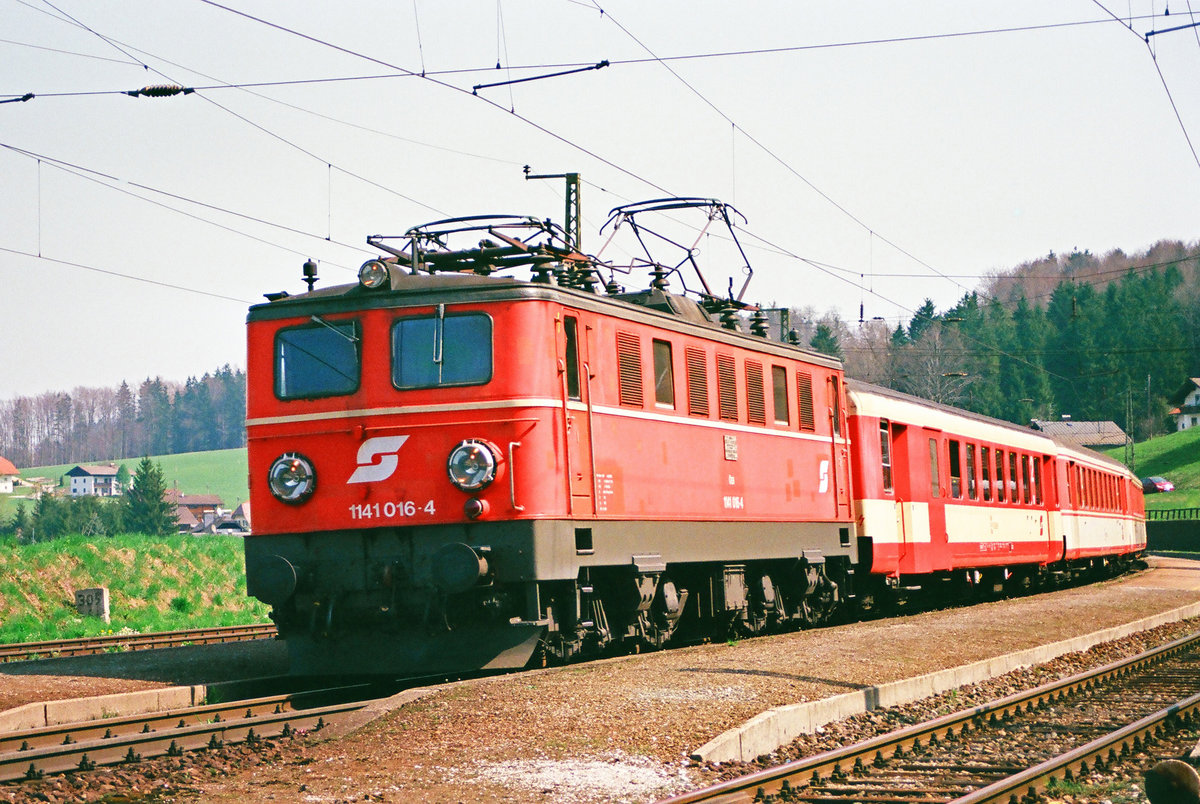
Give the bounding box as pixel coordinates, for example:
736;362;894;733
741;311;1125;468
174;505;200;534
231;501;251;530
165;489;227;532
1030;417;1128;451
0;456;17;495
1168;378;1200;432
66;464;124;497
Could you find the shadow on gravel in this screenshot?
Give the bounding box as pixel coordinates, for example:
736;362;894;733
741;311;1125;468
678;666;871;689
0;640;288;684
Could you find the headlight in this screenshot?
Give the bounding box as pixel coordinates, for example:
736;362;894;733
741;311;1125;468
358;259;390;289
447;440;498;492
268;453;316;504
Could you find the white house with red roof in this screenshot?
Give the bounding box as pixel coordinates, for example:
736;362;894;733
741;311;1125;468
0;456;17;495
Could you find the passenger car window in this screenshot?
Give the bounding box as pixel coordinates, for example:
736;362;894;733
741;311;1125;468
966;443;977;500
994;449;1006;502
276;319;360;399
879;421;893;493
928;438;940;497
981;446;992;502
948;439;962;498
393;312;492;389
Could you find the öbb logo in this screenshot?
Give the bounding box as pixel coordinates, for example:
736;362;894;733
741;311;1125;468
347;436;409;484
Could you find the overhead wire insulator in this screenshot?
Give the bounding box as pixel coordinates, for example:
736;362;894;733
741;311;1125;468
126;85;195;98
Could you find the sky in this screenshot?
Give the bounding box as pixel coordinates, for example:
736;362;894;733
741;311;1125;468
2;1;1199;400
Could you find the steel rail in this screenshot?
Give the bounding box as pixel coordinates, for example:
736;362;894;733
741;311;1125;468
0;683;374;755
0;683;378;783
955;691;1200;804
658;630;1200;803
0;623;277;663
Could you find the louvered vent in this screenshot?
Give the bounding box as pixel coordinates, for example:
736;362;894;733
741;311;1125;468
745;361;765;424
685;347;709;416
797;371;815;431
616;331;643;406
717;353;738;421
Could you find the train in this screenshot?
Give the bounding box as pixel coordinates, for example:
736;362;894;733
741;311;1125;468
242;199;1145;676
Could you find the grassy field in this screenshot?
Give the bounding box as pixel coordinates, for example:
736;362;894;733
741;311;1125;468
1;448;249;520
0;532;269;644
1107;427;1200;510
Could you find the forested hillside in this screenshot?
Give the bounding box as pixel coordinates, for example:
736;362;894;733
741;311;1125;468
0;366;245;467
796;240;1199;439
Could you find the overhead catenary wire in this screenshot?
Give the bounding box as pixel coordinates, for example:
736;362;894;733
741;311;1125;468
0;8;1172;103
0;244;253;305
574;2;1187;378
16;0;454;225
1090;0;1200;169
0;142;372;267
190;0;675;198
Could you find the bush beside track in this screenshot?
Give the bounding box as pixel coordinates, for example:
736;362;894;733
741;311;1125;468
0;533;269;644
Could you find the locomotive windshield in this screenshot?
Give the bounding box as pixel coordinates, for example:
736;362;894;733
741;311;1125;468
275;319;361;399
392;311;492;389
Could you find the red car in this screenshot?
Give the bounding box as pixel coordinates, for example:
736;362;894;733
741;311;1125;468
1142;476;1175;494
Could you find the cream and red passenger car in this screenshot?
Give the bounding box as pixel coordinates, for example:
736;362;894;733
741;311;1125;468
847;380;1145;602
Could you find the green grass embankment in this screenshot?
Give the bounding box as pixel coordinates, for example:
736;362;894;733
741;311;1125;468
0;533;269;644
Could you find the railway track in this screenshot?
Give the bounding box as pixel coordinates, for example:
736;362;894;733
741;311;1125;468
0;623;277;663
662;630;1200;804
0;679;389;783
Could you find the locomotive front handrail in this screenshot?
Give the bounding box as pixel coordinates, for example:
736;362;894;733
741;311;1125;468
584;362;599;516
508;441;524;512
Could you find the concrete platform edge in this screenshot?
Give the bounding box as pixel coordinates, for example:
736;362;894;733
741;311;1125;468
0;684;207;733
691;600;1200;764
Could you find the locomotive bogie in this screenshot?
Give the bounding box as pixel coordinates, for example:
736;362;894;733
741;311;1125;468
245;514;857;673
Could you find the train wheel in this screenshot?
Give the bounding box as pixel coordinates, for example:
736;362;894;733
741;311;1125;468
638;576;688;650
740;573;779;637
855;579;894;620
801;574;838;627
1010;569;1035;597
530;640;550;669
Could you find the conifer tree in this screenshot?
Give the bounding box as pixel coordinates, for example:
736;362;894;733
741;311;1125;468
124;457;177;536
810;323;843;359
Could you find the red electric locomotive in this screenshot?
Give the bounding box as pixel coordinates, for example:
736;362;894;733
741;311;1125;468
244;201;856;675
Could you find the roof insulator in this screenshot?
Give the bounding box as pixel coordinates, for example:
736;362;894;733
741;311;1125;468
750;309;769;338
720;304;740;331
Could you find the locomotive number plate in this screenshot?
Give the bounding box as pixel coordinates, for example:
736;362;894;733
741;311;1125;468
348;500;437;520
